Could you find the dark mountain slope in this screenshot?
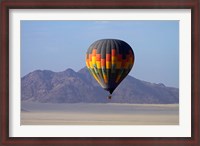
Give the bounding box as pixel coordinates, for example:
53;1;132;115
21;67;179;103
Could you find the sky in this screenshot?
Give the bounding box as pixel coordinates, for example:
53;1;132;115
21;20;179;88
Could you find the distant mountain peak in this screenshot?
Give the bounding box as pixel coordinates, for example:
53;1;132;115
78;66;88;74
21;67;179;104
64;68;75;73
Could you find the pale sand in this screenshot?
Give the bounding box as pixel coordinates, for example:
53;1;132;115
21;103;179;125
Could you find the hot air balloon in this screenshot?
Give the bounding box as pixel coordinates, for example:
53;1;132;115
85;39;135;99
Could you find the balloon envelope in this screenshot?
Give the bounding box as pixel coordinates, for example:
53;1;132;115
85;39;134;94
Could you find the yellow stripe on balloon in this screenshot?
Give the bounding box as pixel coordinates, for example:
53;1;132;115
111;56;116;64
96;61;101;69
103;74;108;83
124;62;129;69
116;61;122;69
91;70;103;87
89;61;93;68
106;61;111;69
131;58;134;64
129;58;132;64
92;56;96;65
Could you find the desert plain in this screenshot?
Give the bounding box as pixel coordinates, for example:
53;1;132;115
21;102;179;125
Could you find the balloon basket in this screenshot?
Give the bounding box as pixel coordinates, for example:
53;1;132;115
108;95;112;99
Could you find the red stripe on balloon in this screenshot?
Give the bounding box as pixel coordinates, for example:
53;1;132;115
89;54;92;61
118;54;122;61
101;59;106;67
92;49;96;56
111;49;116;56
106;54;111;61
96;54;101;61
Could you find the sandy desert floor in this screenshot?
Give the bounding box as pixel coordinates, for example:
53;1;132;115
21;102;179;125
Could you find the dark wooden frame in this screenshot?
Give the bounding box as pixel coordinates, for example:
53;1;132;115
0;0;199;145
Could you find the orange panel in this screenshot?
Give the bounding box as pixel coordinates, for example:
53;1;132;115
111;49;116;56
101;59;106;67
89;54;92;61
92;49;96;56
106;54;111;61
96;54;101;61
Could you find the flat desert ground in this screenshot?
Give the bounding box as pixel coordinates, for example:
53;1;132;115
21;102;179;125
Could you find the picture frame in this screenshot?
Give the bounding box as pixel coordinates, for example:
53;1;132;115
0;0;199;145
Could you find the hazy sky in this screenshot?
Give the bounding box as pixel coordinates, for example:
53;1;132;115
21;20;179;88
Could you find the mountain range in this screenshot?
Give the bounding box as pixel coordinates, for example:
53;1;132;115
21;67;179;104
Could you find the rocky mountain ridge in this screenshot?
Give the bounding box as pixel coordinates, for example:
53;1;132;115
21;67;179;103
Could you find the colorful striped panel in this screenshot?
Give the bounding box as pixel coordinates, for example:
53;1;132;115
101;59;106;67
85;39;134;94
